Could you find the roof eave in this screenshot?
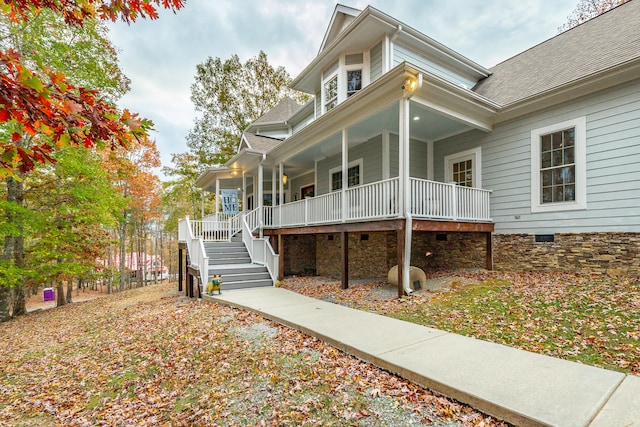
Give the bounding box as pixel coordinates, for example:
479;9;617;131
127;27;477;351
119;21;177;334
495;58;640;124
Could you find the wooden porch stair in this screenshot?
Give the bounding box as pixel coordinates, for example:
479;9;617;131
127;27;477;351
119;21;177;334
205;234;273;291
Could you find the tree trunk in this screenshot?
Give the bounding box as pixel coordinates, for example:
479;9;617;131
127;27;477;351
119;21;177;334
119;217;126;292
11;287;25;317
66;281;72;304
3;175;26;318
0;288;10;322
56;281;65;307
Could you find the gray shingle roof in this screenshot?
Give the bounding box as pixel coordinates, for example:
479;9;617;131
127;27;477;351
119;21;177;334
253;97;303;125
243;132;284;153
473;0;640;106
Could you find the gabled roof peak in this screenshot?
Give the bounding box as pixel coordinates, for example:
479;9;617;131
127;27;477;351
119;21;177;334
318;4;362;54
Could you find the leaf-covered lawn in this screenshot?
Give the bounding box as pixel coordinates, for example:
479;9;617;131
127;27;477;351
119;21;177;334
0;282;507;426
282;271;640;376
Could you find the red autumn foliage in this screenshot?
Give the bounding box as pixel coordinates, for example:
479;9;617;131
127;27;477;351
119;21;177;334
0;0;185;176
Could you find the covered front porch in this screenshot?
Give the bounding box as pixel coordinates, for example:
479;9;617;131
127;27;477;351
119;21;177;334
187;64;498;295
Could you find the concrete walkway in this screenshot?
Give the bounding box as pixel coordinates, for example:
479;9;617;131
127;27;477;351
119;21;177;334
207;287;640;427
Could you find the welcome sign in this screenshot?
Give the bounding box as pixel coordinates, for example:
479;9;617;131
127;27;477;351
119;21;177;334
220;189;239;214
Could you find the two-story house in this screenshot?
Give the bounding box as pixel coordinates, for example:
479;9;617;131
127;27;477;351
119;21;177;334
179;2;640;296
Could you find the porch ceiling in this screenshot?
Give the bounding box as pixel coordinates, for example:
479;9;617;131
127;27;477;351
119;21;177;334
280;101;473;174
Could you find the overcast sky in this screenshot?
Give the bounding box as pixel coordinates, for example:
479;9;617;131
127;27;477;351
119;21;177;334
107;0;579;180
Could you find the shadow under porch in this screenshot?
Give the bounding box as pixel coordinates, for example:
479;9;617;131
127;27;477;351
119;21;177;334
264;219;494;298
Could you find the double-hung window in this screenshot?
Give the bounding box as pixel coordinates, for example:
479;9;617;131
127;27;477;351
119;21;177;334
323;75;338;112
330;159;362;191
531;117;586;212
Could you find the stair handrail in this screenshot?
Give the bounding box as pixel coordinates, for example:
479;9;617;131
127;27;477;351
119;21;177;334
179;215;209;293
229;212;242;239
241;211;279;285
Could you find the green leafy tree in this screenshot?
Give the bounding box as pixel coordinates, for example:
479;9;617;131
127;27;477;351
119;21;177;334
163;52;308;229
0;6;130;319
188;50;308;167
26;148;124;306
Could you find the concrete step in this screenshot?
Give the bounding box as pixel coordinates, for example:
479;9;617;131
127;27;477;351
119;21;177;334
209;257;252;265
208;251;250;259
217;271;272;284
210;264;268;275
221;279;273;290
205;242;246;250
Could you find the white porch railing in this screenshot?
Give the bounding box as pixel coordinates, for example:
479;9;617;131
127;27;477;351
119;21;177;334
189;213;242;242
346;177;399;220
241;210;279;284
409;178;491;221
177;216;209;290
261;177;491;228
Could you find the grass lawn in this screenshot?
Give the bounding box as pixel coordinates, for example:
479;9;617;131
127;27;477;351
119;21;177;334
282;271;639;376
0;282;507;426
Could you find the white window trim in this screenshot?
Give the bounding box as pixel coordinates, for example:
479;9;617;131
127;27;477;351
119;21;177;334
329;158;363;192
322;72;338;114
530;116;586;213
321;52;370;114
444;147;482;188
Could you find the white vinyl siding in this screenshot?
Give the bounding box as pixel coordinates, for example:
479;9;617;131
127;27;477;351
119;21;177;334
370;41;383;82
437;79;640;234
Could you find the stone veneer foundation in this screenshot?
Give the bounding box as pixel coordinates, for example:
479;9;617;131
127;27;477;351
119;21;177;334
493;232;640;276
280;231;640;278
283;231;487;279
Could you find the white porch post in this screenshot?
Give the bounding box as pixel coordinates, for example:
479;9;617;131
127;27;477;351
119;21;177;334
242;171;247;212
341;128;348;222
279;162;284;226
271;167;277;206
258;163;264;237
215;179;220;217
399;97;412;294
382;130;390;180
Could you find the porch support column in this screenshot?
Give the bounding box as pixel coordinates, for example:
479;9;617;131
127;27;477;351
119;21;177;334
278;234;284;280
486;232;493;270
341;128;348;222
382;130;390;180
258;162;264;237
215;179;220;216
279;162;284;227
272;167;277;206
242;171;247;212
399;97;412;294
396;225;405;298
341;231;349;289
178;246;183;292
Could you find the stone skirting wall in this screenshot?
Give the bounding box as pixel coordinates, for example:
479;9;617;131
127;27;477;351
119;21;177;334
493;233;640;276
282;235;316;276
315;232;389;278
314;231;488;279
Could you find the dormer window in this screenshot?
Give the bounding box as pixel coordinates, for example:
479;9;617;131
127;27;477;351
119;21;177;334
324;74;338;111
347;70;362;97
345;53;363;98
320;53;368;114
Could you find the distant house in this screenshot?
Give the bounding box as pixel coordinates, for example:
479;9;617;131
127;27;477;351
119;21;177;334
100;253;168;281
180;2;640;294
